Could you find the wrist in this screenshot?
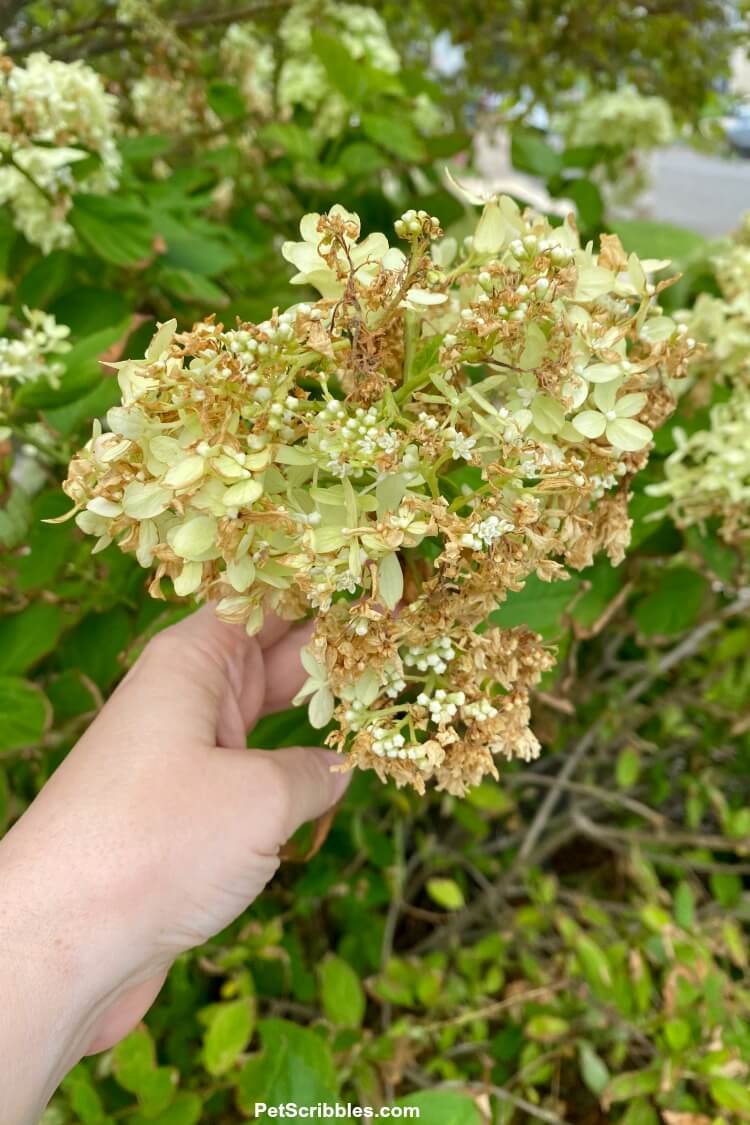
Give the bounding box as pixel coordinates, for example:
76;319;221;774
0;825;116;1122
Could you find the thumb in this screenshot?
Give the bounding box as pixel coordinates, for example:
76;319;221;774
255;747;351;846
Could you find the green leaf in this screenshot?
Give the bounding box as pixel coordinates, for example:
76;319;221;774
51;288;129;336
573;933;612;996
16;251;73;308
58;607;131;691
525;1015;569;1042
609;219;706;263
71;194;153;266
511;127;561;178
337;142;386;178
0;602;64;674
312;32;400;107
673;881;695;929
131;1093;202;1125
319;955;365;1029
0;486;32;550
61;1069;112;1125
361;112;427;162
112;1027;156;1091
154;213;238;277
710;1076;750;1116
0;676;49;752
664;1017;692;1052
426;877;465;911
634;567;708;637
620;1101;659;1125
604;1069;660;1105
616;746;641;789
206;80;246;120
112;1027;177;1114
490;572;580;638
566;177;604;229
237;1020;338;1115
247;705;319;749
0;766;9;832
396;1091;481;1124
578;1042;610;1096
203;999;255;1076
158;267;228;306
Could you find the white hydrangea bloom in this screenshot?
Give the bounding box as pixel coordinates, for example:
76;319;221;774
0;50;121;252
220;24;276;117
277;0;399;135
559;86;675;152
0;308;71;386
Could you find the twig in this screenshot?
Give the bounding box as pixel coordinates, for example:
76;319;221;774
19;1;292;58
512;723;601;870
419;981;571;1035
436;1080;573;1125
506;772;666;827
572;810;750;861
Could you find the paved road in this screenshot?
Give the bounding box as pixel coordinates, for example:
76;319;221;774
473;133;750;237
651;145;750;236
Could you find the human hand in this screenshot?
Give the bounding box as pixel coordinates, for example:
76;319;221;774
0;606;349;1124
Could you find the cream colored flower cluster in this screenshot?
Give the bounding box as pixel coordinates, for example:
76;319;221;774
277;0;401;136
649;393;750;543
649;222;750;542
559;87;676;153
62;198;692;792
0;307;70;386
220;23;276;118
0;308;70;438
557;87;676;207
0;47;120;252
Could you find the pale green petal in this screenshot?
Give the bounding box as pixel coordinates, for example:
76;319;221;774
378;551;404;610
300;646;325;679
281;241;323;273
308;686;335;729
353;232;389;265
575;265;615;301
531;395;565;435
122;480;171;519
615;392;648;418
584;362;624;384
606;418;653;451
382;247;407;271
145;318;177;362
403;288;448;306
328;203;360;231
164;455;205;489
473;201;508;254
223;478;263;507
173;561;203;596
592;381;618;412
149;436;182;465
86;497;122;517
168;515;217;560
299;211;321;242
226;554;256;593
572;410;607;438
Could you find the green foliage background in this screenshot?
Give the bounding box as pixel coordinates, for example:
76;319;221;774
2;2;750;1122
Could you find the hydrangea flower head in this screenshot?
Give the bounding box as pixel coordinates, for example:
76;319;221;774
61;197;692;793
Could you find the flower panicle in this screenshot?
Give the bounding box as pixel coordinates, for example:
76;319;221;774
62;194;693;792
